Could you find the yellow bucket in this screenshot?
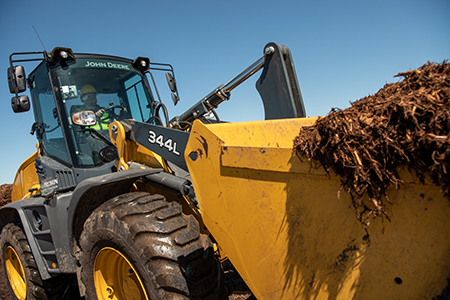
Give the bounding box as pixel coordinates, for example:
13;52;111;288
186;118;450;300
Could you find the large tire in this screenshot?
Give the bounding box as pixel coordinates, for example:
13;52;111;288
0;223;47;300
79;192;225;299
0;224;77;300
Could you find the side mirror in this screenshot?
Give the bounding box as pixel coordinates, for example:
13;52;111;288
165;73;180;106
165;73;177;93
171;93;180;106
8;66;27;94
11;95;30;113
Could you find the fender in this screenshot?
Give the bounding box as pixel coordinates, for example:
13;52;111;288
0;197;60;280
68;167;162;255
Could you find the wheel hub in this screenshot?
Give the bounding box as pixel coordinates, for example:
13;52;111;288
123;274;142;299
4;246;27;300
94;247;148;300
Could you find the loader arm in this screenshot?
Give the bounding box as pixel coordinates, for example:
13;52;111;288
111;43;307;174
170;42;306;127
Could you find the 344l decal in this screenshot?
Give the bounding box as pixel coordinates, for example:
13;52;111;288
148;130;180;156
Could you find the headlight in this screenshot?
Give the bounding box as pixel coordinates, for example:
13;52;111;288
72;110;96;126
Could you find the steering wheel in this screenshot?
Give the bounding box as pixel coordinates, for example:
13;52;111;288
104;105;127;122
105;105;123;114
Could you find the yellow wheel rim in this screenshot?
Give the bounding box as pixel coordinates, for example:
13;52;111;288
5;246;27;300
94;247;148;300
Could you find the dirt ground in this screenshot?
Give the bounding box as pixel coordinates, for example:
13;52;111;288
224;261;255;300
0;184;253;300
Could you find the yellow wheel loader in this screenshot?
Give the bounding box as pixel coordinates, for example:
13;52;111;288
2;43;449;300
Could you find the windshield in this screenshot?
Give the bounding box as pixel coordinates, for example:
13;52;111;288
52;56;154;167
56;57;154;124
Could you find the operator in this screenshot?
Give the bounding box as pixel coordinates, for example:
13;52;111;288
79;84;111;131
75;84;126;164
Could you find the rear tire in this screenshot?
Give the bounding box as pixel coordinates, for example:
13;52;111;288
79;192;225;299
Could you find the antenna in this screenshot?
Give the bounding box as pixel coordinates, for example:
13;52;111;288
32;26;47;52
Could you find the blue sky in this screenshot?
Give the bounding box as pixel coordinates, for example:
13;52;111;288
1;0;449;184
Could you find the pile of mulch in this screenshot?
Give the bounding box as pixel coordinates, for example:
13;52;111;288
0;184;12;207
294;61;449;227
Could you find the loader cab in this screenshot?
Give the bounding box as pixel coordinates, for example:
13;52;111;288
9;47;160;187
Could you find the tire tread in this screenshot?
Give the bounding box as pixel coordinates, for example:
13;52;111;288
79;192;225;299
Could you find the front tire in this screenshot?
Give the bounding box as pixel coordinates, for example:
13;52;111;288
0;223;47;300
79;192;225;299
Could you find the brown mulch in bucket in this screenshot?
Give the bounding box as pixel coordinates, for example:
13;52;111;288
294;61;449;227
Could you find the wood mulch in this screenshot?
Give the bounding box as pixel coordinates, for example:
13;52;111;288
294;61;450;227
0;185;12;208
